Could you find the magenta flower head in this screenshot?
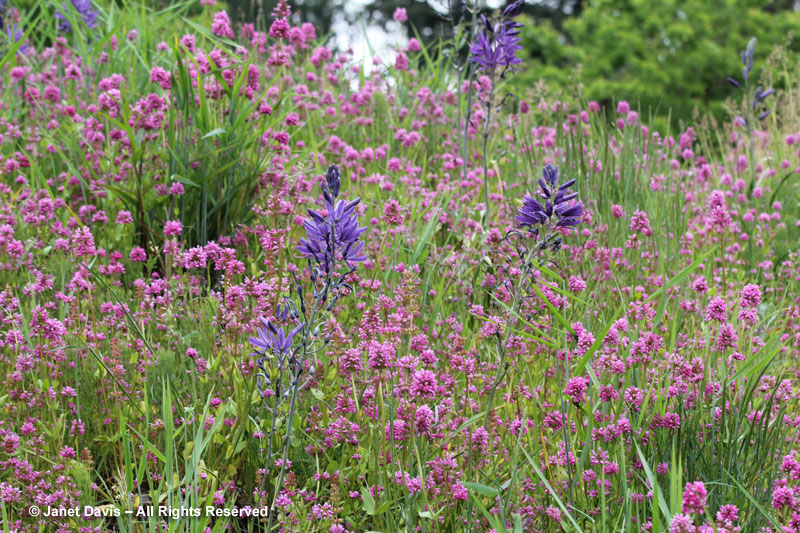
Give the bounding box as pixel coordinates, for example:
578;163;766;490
669;514;695;533
681;480;707;514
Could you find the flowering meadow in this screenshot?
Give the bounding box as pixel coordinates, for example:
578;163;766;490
3;0;800;532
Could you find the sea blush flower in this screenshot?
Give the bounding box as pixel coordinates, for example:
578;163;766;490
630;210;652;236
269;17;290;40
717;323;738;351
150;66;171;90
568;276;586;292
682;481;707;514
772;486;795;510
411;370;437;399
211;10;234;39
716;504;739;523
414;405;434;434
564;376;589;404
705;297;727;322
129;247;147;262
163;220;183;237
669;513;695;533
739;283;762;308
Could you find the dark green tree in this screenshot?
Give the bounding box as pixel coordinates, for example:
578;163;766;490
514;0;800;125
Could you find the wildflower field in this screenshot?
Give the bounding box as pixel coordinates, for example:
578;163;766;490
3;0;800;531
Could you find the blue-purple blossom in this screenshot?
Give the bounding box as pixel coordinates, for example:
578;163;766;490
728;38;757;88
4;22;27;53
752;86;774;115
469;3;524;73
516;164;583;231
298;165;367;272
250;318;305;356
727;38;773;123
470;23;523;72
502;0;525;18
323;164;340;202
55;0;98;32
516;195;547;227
741;37;756;82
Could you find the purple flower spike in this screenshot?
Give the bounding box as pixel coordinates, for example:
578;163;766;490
503;0;525;18
55;0;99;32
250;318;305;356
298;165;367;273
542;163;559;187
516;195;547;227
517;164;583;232
5;22;27;53
757;88;774;101
469;6;524;73
324;164;341;200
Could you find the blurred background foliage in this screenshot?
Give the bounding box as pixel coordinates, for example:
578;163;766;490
11;0;800;128
203;0;800;129
515;0;800;129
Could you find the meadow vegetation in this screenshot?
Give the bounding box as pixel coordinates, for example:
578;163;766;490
1;1;800;532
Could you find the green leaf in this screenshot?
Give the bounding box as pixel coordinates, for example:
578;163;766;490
529;282;576;336
520;447;583;531
201;128;226;140
360;487;376;515
635;443;671;522
374;500;392;515
513;513;523;533
462;481;499;498
727;471;782;530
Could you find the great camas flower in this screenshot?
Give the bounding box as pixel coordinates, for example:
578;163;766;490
250;317;305;356
298;165;367;273
55;0;98;32
469;0;524;73
516;163;584;232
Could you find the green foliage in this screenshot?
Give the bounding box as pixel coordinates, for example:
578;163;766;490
516;0;800;128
